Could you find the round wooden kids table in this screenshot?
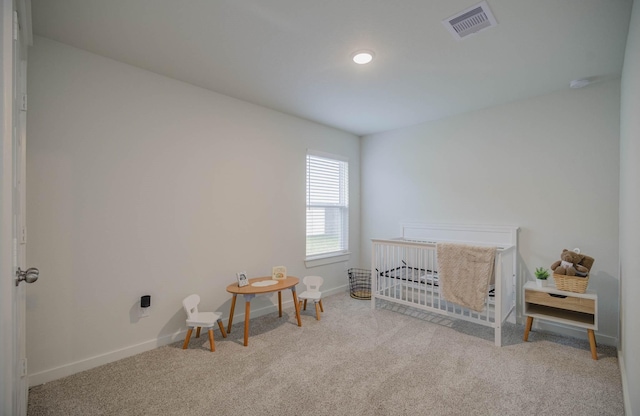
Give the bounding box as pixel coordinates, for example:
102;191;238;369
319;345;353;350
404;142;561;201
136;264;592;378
226;276;302;346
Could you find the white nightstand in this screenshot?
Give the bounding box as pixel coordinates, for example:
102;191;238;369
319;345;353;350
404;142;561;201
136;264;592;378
523;281;598;360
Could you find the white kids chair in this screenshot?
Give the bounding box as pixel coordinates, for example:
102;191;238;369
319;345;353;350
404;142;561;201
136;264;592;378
298;276;324;320
182;294;227;352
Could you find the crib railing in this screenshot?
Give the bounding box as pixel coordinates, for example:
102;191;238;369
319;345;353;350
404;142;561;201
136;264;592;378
371;238;516;346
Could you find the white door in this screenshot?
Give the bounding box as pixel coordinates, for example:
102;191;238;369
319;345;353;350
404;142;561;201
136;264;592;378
13;5;31;414
1;1;33;415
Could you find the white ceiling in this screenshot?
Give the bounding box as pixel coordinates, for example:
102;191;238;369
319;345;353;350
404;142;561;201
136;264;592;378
30;0;633;136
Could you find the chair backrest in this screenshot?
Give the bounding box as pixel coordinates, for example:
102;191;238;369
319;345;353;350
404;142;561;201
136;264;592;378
182;294;200;320
303;276;324;293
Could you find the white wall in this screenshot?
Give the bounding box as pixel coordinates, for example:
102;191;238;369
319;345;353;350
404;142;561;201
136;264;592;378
25;37;360;385
361;80;620;346
620;0;640;413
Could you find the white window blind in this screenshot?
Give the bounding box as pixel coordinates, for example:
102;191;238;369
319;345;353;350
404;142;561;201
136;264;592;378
306;151;349;258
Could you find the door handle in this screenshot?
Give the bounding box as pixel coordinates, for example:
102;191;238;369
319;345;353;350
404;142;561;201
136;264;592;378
15;267;39;286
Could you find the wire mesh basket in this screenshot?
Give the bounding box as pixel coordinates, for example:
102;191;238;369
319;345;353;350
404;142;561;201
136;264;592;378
348;268;371;300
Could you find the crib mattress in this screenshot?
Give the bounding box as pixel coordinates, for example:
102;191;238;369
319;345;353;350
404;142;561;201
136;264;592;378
379;265;495;298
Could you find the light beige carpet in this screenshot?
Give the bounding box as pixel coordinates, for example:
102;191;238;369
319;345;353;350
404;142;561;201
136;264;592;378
28;291;623;415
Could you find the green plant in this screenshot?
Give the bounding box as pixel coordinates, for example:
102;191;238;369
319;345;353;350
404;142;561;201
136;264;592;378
534;267;550;280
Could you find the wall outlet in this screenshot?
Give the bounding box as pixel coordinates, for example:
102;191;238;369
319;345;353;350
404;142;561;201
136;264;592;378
139;306;149;318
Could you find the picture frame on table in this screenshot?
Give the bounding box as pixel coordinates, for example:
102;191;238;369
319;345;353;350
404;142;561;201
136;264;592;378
236;272;249;287
272;266;287;280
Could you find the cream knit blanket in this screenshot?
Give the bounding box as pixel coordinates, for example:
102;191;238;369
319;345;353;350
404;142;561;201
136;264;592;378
436;243;497;312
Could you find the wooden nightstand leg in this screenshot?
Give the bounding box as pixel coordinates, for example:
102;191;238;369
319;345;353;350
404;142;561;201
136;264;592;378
588;329;598;360
524;316;534;341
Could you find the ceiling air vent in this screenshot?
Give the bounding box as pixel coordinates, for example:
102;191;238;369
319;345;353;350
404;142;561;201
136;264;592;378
442;1;498;41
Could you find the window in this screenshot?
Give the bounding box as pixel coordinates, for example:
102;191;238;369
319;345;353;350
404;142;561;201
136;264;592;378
306;150;349;259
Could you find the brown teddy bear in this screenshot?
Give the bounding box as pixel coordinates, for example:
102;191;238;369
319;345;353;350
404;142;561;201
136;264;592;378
550;249;595;276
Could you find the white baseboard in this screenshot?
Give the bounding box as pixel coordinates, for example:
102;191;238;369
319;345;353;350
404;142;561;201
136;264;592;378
29;285;349;387
320;284;348;297
533;320;618;347
28;331;184;387
618;350;632;416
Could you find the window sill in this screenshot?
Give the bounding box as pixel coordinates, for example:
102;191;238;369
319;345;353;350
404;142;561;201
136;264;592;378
305;252;351;268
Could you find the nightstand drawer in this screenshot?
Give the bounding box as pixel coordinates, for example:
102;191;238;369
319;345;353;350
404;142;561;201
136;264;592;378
525;289;595;314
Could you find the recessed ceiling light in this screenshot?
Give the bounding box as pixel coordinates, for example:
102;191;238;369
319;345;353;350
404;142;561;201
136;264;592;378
352;50;374;65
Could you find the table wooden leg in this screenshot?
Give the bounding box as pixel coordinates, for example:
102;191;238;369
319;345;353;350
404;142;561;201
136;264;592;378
588;329;598;360
291;287;302;327
524;316;534;341
227;294;237;333
244;299;251;346
278;291;282;317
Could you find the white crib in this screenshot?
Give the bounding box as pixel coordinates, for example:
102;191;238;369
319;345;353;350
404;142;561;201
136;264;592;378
371;223;519;346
